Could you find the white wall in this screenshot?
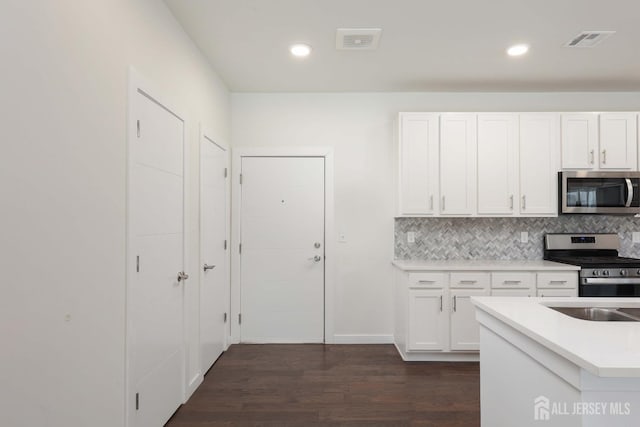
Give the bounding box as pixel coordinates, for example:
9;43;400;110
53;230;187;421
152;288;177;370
231;92;640;341
0;1;229;427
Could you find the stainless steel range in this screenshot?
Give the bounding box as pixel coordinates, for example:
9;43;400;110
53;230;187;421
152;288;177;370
544;233;640;297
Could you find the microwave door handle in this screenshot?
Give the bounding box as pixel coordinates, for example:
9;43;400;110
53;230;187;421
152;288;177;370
625;178;633;207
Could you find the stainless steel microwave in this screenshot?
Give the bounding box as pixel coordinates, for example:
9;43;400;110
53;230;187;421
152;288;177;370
559;171;640;214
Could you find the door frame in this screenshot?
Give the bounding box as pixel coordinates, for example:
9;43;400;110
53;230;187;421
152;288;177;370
230;147;335;344
125;67;191;426
198;124;231;357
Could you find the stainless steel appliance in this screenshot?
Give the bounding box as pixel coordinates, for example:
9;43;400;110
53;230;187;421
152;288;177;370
559;171;640;214
544;233;640;297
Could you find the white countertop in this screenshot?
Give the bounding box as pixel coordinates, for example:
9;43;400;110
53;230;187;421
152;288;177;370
472;297;640;378
392;259;580;271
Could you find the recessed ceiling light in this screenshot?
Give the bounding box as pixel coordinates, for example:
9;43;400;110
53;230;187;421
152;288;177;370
290;43;312;58
507;44;529;57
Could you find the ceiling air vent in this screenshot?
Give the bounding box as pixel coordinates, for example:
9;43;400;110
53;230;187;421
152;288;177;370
564;31;615;48
336;28;382;50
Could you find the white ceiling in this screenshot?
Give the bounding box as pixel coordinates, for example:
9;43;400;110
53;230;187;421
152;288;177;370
164;0;640;92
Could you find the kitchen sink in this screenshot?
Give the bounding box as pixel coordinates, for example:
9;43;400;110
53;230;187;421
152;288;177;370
617;308;640;319
549;307;640;322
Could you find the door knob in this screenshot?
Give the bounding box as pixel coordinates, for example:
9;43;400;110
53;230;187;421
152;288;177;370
308;255;322;262
314;242;321;248
203;264;216;272
177;271;189;282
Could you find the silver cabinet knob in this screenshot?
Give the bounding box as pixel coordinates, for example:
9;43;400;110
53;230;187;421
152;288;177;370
177;271;189;282
308;255;322;262
314;242;321;248
203;264;216;272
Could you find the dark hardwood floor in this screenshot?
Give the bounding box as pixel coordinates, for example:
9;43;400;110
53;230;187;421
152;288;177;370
166;344;480;427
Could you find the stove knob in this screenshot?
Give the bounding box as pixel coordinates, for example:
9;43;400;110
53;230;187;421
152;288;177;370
620;270;627;277
593;270;599;276
602;270;610;277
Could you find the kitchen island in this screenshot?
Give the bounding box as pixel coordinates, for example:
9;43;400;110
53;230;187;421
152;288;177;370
472;297;640;426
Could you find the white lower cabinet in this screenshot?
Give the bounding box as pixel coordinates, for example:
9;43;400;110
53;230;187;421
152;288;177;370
450;288;490;350
408;288;447;351
395;267;579;361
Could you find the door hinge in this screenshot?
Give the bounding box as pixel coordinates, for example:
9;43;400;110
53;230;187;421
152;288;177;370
224;168;228;178
239;243;242;254
239;173;243;185
224;312;227;323
135;392;139;411
136;255;140;273
224;239;227;250
238;313;242;324
136;120;140;138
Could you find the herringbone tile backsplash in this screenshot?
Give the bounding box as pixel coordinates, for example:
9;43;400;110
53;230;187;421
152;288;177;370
395;217;640;260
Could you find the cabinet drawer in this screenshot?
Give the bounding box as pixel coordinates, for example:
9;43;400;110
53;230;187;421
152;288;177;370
537;272;578;289
537;288;577;298
491;272;535;289
408;272;447;288
450;272;490;289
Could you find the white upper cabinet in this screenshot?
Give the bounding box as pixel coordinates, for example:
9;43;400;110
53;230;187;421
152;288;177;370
561;112;638;171
440;114;477;215
561;113;598;169
519;114;560;216
477;114;519;215
398;113;439;215
599;113;637;170
396;111;638;217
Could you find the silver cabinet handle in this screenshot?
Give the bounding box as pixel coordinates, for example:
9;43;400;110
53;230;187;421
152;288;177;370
440;295;443;312
442;196;445;211
177;271;189;282
522;195;526;210
308;255;322;262
459;280;477;284
418;280;435;284
602;149;607;164
314;242;321;248
510;195;514;210
203;264;216;272
549;280;567;284
590;149;595;164
429;195;434;211
504;280;521;284
453;295;457;312
625;178;633;207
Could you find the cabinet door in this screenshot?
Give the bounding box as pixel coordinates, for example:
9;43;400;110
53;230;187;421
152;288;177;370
399;113;440;214
491;289;533;297
408;289;447;351
599;113;638;170
440;114;477;215
450;288;490;351
477;114;519;215
520;114;560;215
561;113;598;169
537;288;577;298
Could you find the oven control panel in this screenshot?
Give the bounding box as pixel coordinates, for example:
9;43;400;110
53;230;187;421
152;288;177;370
581;268;640;278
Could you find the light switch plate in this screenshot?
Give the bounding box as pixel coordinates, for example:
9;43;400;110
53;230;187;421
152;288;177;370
407;232;415;243
633;232;640;244
520;231;528;243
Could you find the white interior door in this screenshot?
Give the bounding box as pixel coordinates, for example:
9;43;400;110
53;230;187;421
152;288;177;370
200;136;228;372
240;157;325;343
128;90;185;427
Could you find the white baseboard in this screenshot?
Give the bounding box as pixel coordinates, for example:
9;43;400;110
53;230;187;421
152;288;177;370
184;373;203;402
331;334;394;344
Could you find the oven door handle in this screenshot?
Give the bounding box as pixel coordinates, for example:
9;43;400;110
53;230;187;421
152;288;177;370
625;178;633;208
583;278;640;285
